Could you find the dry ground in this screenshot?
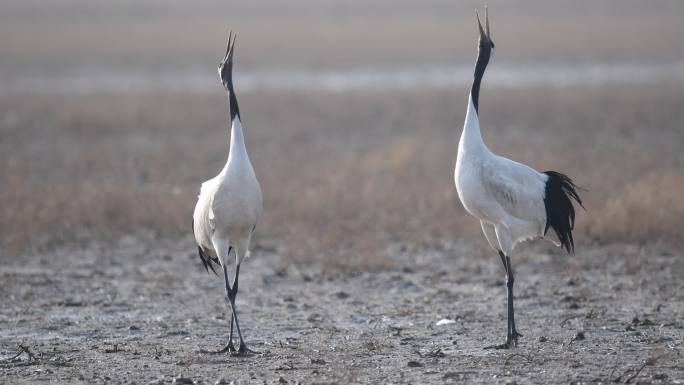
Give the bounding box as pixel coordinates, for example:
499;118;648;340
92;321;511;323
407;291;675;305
1;239;683;384
1;0;684;383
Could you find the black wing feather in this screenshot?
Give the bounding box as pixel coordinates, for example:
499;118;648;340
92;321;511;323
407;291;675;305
192;219;219;275
542;171;585;253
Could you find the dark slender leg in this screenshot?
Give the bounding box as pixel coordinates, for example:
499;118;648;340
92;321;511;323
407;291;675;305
211;321;235;353
504;255;522;345
224;263;257;355
210;314;236;353
500;251;511;340
485;252;522;349
227;315;235;347
208;248;236;354
226;252;237;351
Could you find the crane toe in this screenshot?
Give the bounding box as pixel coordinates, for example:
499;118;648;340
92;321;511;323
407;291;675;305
213;342;237;354
484;339;516;350
202;341;236;354
231;344;260;356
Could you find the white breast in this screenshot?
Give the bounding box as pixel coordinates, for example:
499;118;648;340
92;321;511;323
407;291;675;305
455;98;548;251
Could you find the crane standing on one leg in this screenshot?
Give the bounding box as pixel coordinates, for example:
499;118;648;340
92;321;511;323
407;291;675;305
192;31;263;355
454;8;584;349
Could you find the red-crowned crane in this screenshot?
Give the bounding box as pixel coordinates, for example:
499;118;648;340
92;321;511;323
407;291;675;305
454;8;584;348
192;32;263;355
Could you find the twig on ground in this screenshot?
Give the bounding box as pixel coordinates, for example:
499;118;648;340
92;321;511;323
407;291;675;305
613;354;665;384
607;353;621;383
0;348;24;362
623;360;649;384
503;353;531;376
20;345;37;362
502;345;543;376
0;344;38;363
560;313;583;327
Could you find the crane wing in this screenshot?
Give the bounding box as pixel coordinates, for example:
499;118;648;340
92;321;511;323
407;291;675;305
481;156;546;225
192;179;220;275
192;218;219;275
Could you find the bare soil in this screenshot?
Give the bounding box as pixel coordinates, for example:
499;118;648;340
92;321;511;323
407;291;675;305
1;239;682;384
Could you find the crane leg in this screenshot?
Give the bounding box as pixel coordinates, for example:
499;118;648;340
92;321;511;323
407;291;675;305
208;246;237;354
225;260;237;352
211;313;236;354
212;313;236;353
504;255;523;345
486;252;523;349
224;263;258;355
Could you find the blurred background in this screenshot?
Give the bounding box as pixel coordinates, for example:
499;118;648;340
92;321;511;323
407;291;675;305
1;0;683;265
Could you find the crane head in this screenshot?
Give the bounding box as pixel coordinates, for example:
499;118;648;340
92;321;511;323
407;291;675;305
218;31;237;90
476;7;495;52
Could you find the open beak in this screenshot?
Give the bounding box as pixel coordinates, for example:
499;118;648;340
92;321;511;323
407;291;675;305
222;30;237;65
476;7;492;42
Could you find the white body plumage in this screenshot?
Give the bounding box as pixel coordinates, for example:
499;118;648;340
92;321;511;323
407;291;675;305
193;117;262;267
455;96;552;256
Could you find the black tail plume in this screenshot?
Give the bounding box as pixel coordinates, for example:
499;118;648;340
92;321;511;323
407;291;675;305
542;171;585;253
198;246;219;275
192;219;219;275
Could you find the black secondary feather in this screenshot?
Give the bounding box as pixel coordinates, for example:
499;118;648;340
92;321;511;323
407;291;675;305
192;219;219;275
542;171;585;253
198;246;219;275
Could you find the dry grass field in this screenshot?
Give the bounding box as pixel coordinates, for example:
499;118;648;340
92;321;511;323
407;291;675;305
1;1;683;384
2;86;683;263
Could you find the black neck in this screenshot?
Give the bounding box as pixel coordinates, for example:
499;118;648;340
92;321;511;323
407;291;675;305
225;63;241;122
470;43;491;114
228;86;240;122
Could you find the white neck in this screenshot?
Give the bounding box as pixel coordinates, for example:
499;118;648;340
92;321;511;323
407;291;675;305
458;95;489;156
224;118;249;169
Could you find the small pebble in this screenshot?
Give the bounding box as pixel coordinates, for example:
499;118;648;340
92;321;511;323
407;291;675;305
538;336;547;343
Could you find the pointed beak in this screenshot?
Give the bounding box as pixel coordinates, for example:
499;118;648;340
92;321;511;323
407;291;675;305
485;6;491;40
223;30;237;64
476;10;486;39
476;7;492;42
219;30;237;88
224;31;233;58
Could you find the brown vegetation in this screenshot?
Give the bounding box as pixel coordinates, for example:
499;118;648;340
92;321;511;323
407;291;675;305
1;84;682;263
